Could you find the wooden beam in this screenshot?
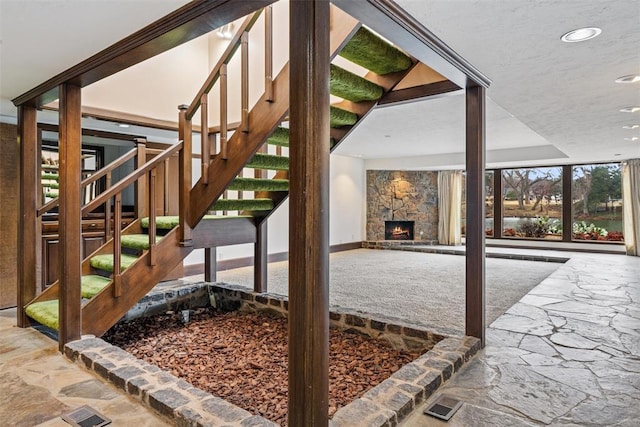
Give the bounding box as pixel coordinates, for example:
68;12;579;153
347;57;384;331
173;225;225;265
332;0;490;89
17;106;39;327
57;83;83;350
12;0;277;108
377;80;461;107
288;1;330;425
465;85;486;346
254;222;267;293
562;165;572;242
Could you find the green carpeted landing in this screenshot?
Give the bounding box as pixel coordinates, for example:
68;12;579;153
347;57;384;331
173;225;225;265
140;215;252;230
330;64;383;102
90;253;138;272
211;198;274;212
121;234;163;250
339;27;412;75
228;177;289;192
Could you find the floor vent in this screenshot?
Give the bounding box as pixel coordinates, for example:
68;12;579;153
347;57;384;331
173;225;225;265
424;394;463;421
61;405;111;427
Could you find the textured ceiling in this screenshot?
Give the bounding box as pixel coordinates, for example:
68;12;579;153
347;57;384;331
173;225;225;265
1;0;639;167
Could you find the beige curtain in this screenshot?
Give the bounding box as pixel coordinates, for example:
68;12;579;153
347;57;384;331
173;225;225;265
622;159;640;256
438;170;463;245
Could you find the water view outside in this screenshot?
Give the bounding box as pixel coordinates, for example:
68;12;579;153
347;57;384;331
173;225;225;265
501;167;563;240
572;163;623;241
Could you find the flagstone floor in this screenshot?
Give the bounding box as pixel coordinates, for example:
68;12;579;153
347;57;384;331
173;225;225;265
401;252;640;426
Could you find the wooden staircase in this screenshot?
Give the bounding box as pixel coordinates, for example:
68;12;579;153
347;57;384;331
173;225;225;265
24;5;422;338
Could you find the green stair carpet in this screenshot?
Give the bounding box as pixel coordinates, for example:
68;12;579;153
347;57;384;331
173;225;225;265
121;234;163;250
81;274;112;298
228;177;289;192
266;127;291;147
339;27;412;75
42;182;59;189
330;64;383;102
25;300;59;330
330;106;358;127
90;253;138;272
246;153;290;171
211;198;274;212
41;172;59;181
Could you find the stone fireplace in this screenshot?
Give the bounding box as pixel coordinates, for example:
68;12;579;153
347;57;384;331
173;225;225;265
384;221;414;240
367;170;438;242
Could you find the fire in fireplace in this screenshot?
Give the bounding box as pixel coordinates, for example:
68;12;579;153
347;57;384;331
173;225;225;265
384;221;415;240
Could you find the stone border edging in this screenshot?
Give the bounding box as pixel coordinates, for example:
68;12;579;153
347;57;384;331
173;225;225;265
63;283;481;426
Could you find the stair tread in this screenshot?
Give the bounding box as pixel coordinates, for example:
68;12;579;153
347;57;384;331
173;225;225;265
81;274;111;298
25;300;59;330
330;106;358;127
339;27;412;75
246;153;290;171
211;198;274;212
330;64;384;102
141;215;251;230
90;253;138;272
266;127;290;147
228;177;289;192
121;233;162;250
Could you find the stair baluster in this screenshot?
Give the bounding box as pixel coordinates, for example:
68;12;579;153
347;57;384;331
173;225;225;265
113;193;122;298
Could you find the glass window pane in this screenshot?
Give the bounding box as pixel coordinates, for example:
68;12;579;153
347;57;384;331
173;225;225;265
501;167;562;240
571;163;624;241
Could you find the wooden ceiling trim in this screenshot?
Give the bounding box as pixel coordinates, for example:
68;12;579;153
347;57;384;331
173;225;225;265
377;79;462;107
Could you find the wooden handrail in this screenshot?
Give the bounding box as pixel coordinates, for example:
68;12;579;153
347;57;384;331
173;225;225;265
83;142;183;215
185;10;264;120
37;147;138;216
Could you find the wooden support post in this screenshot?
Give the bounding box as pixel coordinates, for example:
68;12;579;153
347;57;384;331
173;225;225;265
178;105;193;246
105;171;112;240
58;83;82;351
264;5;274;102
148;169;157;266
254;221;267;293
134;138;147;218
493;169;502;239
288;1;330;425
562;165;572;242
17;105;39;327
204;247;216;282
465;85;486;347
113;193;122;298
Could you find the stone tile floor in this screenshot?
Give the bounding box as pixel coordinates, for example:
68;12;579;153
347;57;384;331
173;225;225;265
401;253;640;426
0;308;170;426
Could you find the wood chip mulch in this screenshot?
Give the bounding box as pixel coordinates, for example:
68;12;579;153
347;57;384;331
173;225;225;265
104;308;422;425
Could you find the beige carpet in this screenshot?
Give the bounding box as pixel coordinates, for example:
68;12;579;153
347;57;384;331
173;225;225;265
216;248;561;335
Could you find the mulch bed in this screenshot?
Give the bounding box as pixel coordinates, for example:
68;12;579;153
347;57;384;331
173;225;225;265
104;308;422;425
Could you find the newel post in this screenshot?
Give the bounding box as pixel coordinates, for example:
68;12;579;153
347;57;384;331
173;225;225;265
178;104;192;246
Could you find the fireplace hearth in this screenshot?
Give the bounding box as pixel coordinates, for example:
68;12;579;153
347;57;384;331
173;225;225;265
384;221;414;240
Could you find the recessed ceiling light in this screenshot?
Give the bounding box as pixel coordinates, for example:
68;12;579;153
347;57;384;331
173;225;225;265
615;74;640;84
624;137;639;141
561;27;602;43
614;153;621;156
620;106;640;113
622;124;640;129
116;123;130;128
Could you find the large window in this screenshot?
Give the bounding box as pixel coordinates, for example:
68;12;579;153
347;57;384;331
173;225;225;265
572;163;623;241
501;167;562;240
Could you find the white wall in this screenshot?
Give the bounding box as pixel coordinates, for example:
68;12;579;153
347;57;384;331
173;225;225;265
82;35;210;122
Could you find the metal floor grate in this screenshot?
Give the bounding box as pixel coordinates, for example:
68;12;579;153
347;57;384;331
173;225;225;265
424;394;463;421
61;405;111;427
